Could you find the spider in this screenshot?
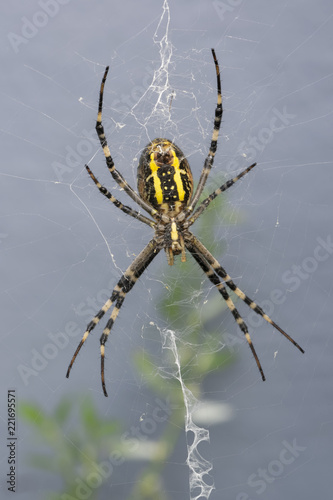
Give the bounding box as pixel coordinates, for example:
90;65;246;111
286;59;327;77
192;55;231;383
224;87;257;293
66;49;304;397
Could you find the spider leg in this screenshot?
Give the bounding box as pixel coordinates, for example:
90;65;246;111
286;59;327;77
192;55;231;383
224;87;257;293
85;165;155;228
187;235;304;353
186;48;223;215
66;239;161;396
187;162;256;227
95;67;159;219
186;237;265;380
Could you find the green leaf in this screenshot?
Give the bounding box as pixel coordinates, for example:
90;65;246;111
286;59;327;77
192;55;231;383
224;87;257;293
18;402;46;427
54;397;72;424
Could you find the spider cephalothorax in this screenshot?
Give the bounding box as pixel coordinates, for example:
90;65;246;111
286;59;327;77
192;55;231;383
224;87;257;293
66;50;304;396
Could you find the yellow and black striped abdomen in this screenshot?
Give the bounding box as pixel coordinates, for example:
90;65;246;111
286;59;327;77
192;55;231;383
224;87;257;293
138;139;193;215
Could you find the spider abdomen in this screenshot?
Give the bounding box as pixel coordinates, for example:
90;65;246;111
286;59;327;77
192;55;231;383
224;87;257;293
137;138;193;215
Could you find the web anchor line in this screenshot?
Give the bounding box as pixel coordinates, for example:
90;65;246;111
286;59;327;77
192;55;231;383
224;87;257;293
160;328;215;500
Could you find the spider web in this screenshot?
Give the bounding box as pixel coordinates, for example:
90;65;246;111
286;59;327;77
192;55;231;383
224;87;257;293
1;0;333;499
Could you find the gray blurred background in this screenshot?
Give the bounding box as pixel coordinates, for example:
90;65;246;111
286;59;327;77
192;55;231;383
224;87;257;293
1;0;333;498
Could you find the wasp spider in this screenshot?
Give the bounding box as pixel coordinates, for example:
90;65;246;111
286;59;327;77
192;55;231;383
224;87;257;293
66;49;304;396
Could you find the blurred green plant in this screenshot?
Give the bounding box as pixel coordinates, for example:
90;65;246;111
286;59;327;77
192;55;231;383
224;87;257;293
19;174;242;499
19;396;121;500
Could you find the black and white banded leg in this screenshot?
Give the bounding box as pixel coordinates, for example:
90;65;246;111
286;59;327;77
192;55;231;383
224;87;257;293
187;162;257;227
186;49;223;215
185;236;304;379
187;242;265;380
95;66;159;219
66;240;160;396
85;165;155;228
